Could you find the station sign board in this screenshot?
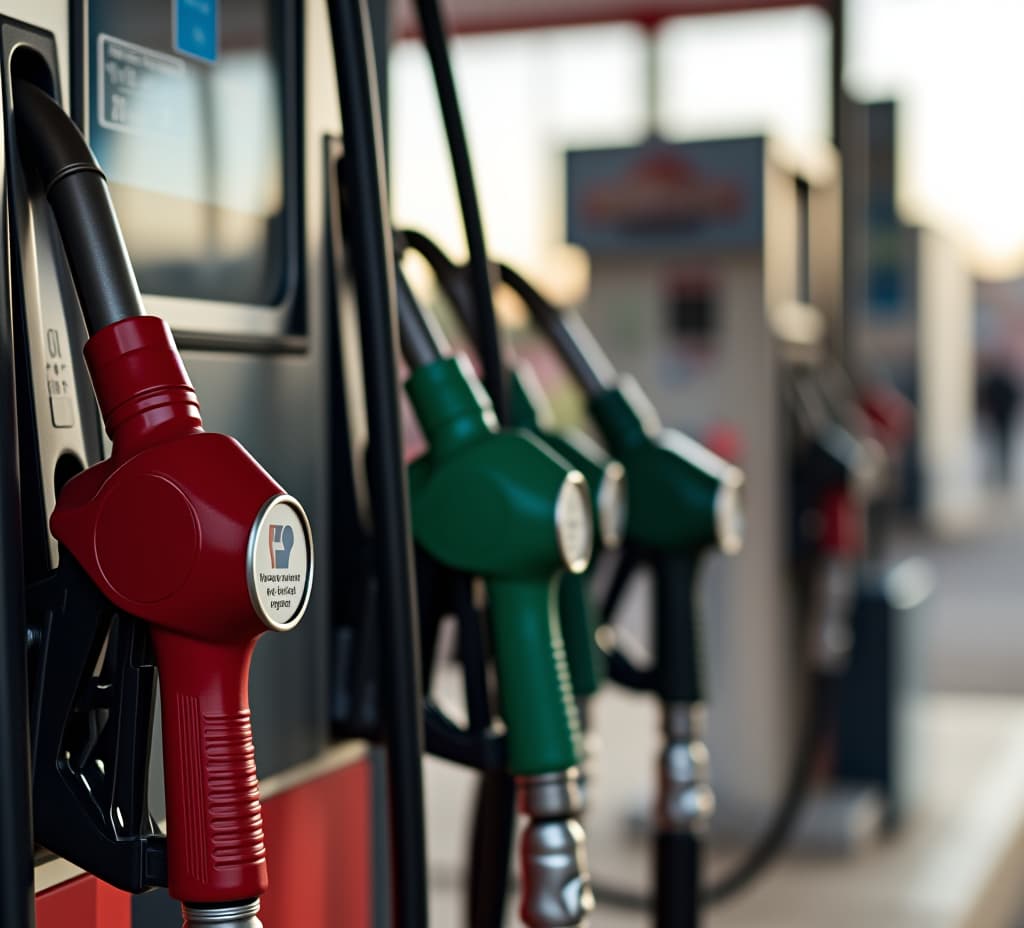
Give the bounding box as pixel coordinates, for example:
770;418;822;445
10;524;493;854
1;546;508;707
566;137;765;256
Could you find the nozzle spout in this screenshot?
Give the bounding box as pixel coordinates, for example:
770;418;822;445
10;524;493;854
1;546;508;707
517;770;594;928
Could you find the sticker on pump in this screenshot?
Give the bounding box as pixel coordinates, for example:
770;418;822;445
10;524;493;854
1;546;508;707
97;34;186;135
174;0;220;64
247;495;313;631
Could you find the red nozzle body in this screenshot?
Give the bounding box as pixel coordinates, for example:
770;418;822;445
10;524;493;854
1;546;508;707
50;316;313;905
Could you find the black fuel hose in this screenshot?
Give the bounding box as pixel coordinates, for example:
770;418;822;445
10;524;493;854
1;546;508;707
326;3;429;927
13;80;143;334
413;0;506;422
399;229;474;327
498;263;616;399
396;264;448;368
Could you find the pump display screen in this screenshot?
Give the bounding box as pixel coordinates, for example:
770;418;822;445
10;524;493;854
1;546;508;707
87;0;290;306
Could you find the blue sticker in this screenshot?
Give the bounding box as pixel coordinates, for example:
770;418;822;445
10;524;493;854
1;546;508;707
174;0;218;64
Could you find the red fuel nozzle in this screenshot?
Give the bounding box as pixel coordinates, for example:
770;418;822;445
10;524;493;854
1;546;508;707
14;75;313;915
50;310;313;908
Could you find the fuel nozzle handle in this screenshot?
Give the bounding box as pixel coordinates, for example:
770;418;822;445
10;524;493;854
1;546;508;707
51;322;314;919
405;358;589;775
13;80;144;334
405;352;595;926
16;83;313;918
400;231;619;747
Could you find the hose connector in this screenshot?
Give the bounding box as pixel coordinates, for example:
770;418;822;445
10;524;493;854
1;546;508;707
182;900;262;927
517;769;594;927
658;703;715;835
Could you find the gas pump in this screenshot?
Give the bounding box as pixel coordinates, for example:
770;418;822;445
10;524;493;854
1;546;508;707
564;135;884;857
11;72;312;928
563;132;901;895
396;266;596;928
0;3;425;926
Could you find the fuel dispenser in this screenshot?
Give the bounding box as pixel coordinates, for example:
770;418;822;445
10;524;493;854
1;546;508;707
564;135;888;851
3;3;427;927
843;101;979;533
396;266;596;928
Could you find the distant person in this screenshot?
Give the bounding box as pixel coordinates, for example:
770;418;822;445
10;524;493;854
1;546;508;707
979;366;1020;486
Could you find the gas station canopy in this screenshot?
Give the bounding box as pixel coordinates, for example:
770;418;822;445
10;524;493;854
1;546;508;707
394;0;832;37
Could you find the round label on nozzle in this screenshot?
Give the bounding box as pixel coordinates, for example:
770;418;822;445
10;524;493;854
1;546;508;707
247;495;314;631
555;472;594;575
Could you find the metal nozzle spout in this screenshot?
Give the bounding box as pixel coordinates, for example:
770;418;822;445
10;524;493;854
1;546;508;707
517;770;594;927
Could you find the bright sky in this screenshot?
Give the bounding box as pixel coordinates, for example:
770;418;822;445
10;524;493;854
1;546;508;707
389;0;1024;291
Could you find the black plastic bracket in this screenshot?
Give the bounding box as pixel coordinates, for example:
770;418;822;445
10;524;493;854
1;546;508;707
28;554;166;892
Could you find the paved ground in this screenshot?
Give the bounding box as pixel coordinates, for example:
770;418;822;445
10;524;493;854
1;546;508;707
911;486;1024;694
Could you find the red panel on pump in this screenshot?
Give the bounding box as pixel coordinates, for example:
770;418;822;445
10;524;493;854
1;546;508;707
36;875;131;928
36;755;373;927
259;757;374;927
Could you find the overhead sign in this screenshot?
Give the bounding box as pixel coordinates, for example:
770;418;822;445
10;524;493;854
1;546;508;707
566;137;765;256
395;0;833;37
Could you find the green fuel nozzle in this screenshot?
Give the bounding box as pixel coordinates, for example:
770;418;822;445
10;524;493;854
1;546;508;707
590;374;743;560
495;262;744;563
397;267;595;927
398;229;626;709
406;352;591;774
